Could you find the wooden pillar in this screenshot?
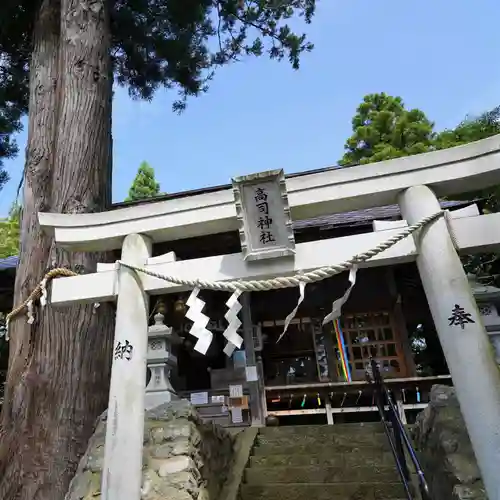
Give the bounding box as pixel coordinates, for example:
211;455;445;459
256;353;268;421
322;322;339;382
386;268;417;377
101;233;152;500
241;292;264;426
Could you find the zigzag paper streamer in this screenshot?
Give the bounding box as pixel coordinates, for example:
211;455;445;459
222;290;243;356
185;287;213;354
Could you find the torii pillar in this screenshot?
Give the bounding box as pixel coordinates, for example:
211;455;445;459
400;185;500;500
101;233;152;500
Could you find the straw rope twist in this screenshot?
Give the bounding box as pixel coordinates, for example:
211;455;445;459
118;210;445;292
5;268;78;324
4;210;446;326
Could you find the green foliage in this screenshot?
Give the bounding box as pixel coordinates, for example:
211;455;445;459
126;161;161;201
434;106;500;150
0;12;28;190
0;203;20;258
434;106;500;212
0;104;22;191
0;1;317;161
339;93;435;166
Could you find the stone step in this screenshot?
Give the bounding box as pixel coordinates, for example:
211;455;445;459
255;431;390;450
194;402;227;416
240;482;406;500
252;441;392;456
250;450;395;468
200;413;231;426
245;465;399;484
259;423;385;436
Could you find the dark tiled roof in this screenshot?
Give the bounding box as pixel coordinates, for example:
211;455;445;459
292;200;469;230
0;199;474;272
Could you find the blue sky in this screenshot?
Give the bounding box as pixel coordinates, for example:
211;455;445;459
1;0;500;215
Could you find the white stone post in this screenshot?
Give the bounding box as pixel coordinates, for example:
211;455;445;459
101;233;152;500
145;309;178;409
399;185;500;500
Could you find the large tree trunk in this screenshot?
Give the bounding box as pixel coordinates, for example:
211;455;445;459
0;0;115;498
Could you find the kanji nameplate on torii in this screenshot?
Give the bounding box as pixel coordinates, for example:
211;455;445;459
232;169;296;261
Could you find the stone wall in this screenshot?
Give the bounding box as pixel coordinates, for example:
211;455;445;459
65;399;235;500
412;385;487;500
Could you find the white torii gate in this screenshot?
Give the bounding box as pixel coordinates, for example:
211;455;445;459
40;136;500;500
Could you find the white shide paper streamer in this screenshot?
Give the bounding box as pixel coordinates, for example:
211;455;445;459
322;266;358;325
276;280;306;343
222;290;244;357
185;287;213;354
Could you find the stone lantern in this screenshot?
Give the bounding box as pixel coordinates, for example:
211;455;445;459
145;301;181;409
468;274;500;364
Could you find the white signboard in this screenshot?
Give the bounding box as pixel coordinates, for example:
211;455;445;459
231;407;243;424
229;384;243;398
190;392;209;405
245;365;258;382
232;169;296;261
211;395;226;404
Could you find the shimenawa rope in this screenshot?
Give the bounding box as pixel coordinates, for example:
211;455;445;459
3;210;446;329
117;211;444;291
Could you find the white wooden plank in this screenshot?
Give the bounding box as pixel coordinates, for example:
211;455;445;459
452;212;500;253
373;203;480;232
51;270;118;306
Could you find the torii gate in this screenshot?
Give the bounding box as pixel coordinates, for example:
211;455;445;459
40;136;500;500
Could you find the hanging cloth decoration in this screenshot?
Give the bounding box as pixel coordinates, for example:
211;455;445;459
276;280;306;343
222;290;244;356
185;287;213;354
334;318;352;382
26;300;35;325
322;266;358;326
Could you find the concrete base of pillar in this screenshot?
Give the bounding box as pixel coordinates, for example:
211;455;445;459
145;391;179;410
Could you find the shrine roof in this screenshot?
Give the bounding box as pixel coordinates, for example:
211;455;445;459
0;256;18;271
292;200;470;231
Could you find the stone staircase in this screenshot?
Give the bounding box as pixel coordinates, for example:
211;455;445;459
240;423;408;500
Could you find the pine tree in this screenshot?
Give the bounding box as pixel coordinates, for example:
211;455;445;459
0;2;317;498
126;161;161;201
339;92;435;166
